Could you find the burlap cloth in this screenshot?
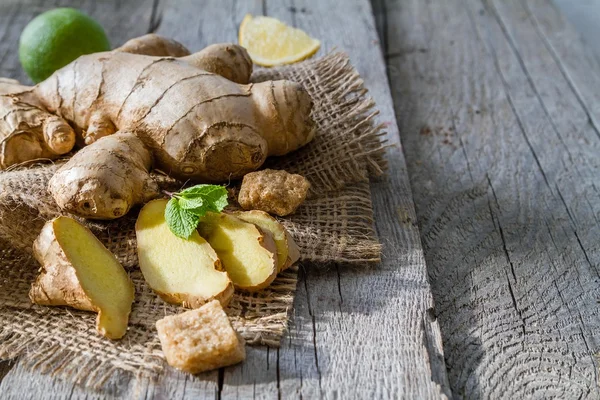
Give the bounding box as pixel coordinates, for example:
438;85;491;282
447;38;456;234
0;52;387;388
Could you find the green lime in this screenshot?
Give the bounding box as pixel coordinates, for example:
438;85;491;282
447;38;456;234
19;8;110;83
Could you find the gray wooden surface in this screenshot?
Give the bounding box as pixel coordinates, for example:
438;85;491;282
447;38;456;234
0;0;448;399
376;0;600;398
554;0;600;59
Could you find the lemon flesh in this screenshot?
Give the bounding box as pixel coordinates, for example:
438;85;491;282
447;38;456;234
239;15;320;67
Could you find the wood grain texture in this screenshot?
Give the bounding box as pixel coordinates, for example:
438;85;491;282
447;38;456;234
265;1;450;398
552;0;600;58
0;0;447;399
382;0;600;397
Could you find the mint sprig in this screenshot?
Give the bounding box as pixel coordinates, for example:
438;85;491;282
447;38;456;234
164;184;228;239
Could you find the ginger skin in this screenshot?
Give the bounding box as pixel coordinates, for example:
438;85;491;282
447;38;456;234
118;34;191;57
48;132;159;219
35;47;314;178
0;78;75;169
238;169;310;216
0;34;315;219
0;35;188;169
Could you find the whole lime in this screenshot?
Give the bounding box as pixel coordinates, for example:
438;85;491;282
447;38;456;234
19;8;110;83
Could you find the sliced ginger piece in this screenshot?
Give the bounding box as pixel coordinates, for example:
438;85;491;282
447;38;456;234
136;199;233;308
198;212;278;291
30;216;134;340
232;210;300;272
156;300;246;374
239;14;320;66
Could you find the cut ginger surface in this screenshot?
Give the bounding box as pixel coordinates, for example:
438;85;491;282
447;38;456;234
232;210;300;272
136;199;234;308
199;212;278;291
31;216;134;339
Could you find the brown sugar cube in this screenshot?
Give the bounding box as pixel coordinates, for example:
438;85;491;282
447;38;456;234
156;300;246;374
238;169;310;216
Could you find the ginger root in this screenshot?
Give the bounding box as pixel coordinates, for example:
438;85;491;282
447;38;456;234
156;300;246;374
182;43;254;84
0;78;75;169
238;169;310;216
198;212;278;291
136;199;234;308
118;35;251;83
232;210;300;272
0;33;315;219
36;47;314;180
30;216;134;340
118;33;191;57
48;132;159;219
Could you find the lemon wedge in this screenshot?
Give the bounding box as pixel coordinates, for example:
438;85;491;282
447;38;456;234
239;14;321;67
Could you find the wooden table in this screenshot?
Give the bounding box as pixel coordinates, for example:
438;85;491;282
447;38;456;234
0;0;599;398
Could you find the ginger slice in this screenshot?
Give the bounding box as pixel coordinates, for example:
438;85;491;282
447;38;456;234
156;300;246;374
136;199;234;308
232;210;300;272
198;212;278;291
30;216;134;340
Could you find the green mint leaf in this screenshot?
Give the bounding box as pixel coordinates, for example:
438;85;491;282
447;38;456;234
184;206;210;216
165;198;199;239
164;185;228;238
178;184;228;214
177;196;205;210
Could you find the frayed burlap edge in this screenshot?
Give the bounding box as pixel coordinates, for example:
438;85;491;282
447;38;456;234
257;52;388;192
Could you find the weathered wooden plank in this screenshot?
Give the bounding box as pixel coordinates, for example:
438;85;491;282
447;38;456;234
134;368;219;399
527;0;600;146
383;0;600;397
552;0;600;58
265;1;450;399
154;0;261;47
0;363;124;400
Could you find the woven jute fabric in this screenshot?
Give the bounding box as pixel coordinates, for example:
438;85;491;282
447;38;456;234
0;52;387;388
